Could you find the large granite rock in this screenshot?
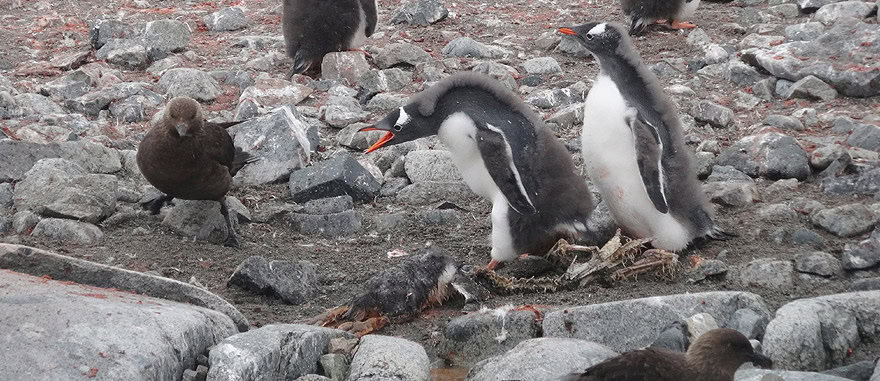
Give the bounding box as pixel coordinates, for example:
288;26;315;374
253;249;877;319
208;324;352;381
542;292;771;353
439;306;540;368
466;338;617;381
0;270;236;380
0;140;122;182
0;244;248;331
763;291;880;371
13;158;117;223
232;105;317;185
347;335;429;381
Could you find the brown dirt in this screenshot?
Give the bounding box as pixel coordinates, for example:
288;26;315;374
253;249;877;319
3;0;879;370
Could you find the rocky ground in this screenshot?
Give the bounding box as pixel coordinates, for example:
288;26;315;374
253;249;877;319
1;0;879;379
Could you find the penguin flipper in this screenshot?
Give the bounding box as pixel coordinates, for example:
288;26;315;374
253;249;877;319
628;113;669;214
476;125;537;216
360;0;378;37
288;49;314;78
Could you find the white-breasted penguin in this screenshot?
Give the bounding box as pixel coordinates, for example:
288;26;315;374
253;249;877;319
282;0;377;77
620;0;700;35
559;22;732;252
359;72;597;270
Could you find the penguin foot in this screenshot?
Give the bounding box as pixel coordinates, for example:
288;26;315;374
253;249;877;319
336;316;388;338
669;20;697;29
347;48;372;58
654;19;668;24
305;305;389;337
487;259;501;271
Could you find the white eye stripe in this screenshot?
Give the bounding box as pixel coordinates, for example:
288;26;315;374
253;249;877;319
588;23;606;35
395;107;410;126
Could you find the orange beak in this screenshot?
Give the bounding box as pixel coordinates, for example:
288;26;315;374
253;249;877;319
359;126;395;153
558;27;577;35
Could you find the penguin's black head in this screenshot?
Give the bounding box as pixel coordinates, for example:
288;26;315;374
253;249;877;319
359;104;434;153
558;22;625;57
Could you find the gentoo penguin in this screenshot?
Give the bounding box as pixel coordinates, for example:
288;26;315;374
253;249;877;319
558;22;732;252
136;97;257;248
620;0;700;35
282;0;377;77
359;72;597;270
563;328;773;381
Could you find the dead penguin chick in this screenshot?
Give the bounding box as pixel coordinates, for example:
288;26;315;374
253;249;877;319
136;96;256;248
307;248;463;337
564;328;772;381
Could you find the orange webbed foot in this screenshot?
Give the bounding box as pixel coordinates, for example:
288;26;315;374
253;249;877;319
669;20;697;29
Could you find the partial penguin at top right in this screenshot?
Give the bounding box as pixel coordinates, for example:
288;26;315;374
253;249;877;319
558;22;734;253
619;0;700;35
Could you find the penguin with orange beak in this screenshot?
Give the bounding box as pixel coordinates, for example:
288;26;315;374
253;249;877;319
360;72;597;270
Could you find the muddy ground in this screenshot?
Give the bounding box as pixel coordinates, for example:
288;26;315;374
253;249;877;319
2;0;879;368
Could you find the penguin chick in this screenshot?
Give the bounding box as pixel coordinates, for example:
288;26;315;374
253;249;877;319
559;22;732;252
136;97;257;248
563;328;772;381
620;0;700;35
360;72;597;270
307;248;461;337
282;0;377;77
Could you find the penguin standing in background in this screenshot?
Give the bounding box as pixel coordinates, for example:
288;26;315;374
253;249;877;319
558;22;732;252
620;0;700;35
282;0;377;77
359;72;597;270
563;328;772;380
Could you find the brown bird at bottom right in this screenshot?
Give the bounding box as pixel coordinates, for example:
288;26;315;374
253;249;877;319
563;328;772;381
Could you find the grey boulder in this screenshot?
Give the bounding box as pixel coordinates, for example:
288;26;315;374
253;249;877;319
13;158;117;223
157;68;221;102
347;335;429;381
715;132;811;180
0;269;236;381
811;203;876;237
288;153;380;203
204;7;248;32
542;292;771;353
466;338;617;381
232;105;317;185
31;218;104;244
389;0;449;25
404;150;462;183
209;324;352;381
228;256;318;304
0;243;248;331
763;291;880;370
439;307;540;368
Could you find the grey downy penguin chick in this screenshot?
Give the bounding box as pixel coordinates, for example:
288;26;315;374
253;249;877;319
136;97;257;248
559;22;732;252
562;328;772;381
620;0;700;35
305;248;467;337
360;72;597;270
282;0;377;77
